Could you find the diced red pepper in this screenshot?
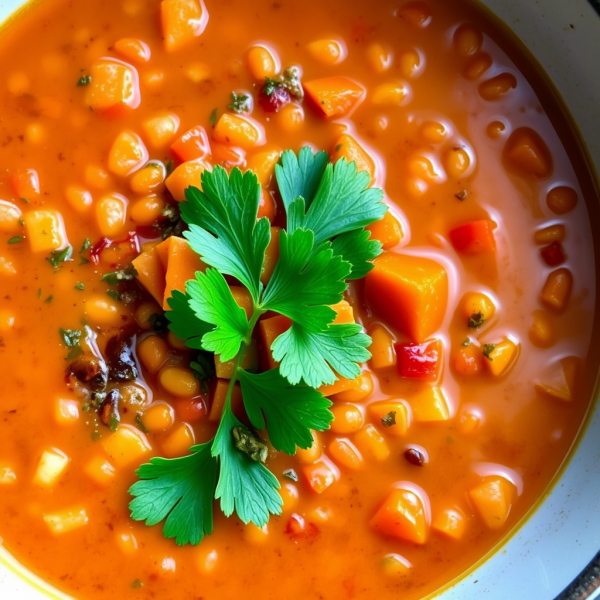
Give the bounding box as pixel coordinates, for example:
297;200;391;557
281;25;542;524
170;126;211;162
90;231;140;265
449;220;496;254
285;513;320;540
540;241;566;267
395;339;442;381
11;168;40;198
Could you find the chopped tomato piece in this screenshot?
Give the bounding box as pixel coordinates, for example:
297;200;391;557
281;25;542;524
540;241;566;266
285;514;320;540
449;219;496;254
396;339;441;381
170;126;211;162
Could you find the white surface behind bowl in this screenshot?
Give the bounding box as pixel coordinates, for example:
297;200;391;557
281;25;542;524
0;0;598;599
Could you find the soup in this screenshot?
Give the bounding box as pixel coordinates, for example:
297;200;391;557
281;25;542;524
0;0;596;599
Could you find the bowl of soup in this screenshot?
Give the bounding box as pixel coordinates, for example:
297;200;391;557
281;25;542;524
0;1;598;600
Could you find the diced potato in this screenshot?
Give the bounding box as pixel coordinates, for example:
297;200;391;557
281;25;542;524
33;448;70;487
161;0;209;52
85;58;140;113
246;149;281;186
354;424;390;461
318;373;362;398
368;324;396;369
409;386;450;422
96;193;128;237
54;398;80;426
165;159;211;202
432;507;466;540
101;424;151;468
535;356;580;402
44;507;89;535
84;455;117;486
302;458;339;494
23;210;68;253
331;133;375;185
0;200;22;233
468;476;514;530
483;340;518;377
368;400;410;436
381;554;413;578
108;131;149;177
371;488;428;544
11;168;40;198
330;299;355;324
365;253;448;343
113;37;151;64
0;466;17;485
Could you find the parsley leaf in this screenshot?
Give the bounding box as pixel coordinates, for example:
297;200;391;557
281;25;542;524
212;405;282;526
228;92;251;114
261;229;349;331
187;269;250;361
101;265;137;285
181;168;270;302
468;311;485;328
272;322;371;387
330;229;382;280
129;443;218;546
47;246;72;270
239;368;333;454
166;290;213;349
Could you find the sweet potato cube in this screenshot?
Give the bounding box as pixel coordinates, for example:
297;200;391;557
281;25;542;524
23;210;67;253
84;455;117;486
331;299;355;324
165;159;210;201
365;253;448;343
484;340;518;377
366;211;403;250
11;168;40;198
328;438;363;471
156;236;206;310
142;113;180;148
503;127;553;179
368;400;410;436
354;424;390;461
171;125;211;162
212;113;264;148
449;220;497;255
162;0;209;52
304;76;365;118
535;356;580;402
318;374;362;397
132;245;166;306
432;507;466;540
108;131;148;177
331;133;376;184
303;458;339;494
101;425;151;468
468;476;514;530
246;149;281;186
371;488;428;544
85;58;140;113
409;386;450;422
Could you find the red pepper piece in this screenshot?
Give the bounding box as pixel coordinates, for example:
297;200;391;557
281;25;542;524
540;241;566;267
449;219;496;254
90;231;140;265
395;339;442;381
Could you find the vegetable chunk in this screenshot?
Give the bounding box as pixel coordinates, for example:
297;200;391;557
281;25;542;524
371;488;428;544
365;253;448;343
449;219;496;254
161;0;209;52
23;210;67;252
468;476;514;529
304;76;365;118
535;356;580;402
85;58;140;114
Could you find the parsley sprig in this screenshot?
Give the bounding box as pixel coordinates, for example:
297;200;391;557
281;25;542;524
129;147;387;545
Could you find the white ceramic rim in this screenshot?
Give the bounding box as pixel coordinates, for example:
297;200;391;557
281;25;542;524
0;1;599;599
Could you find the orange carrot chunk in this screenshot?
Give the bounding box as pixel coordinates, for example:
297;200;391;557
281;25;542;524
304;76;365;118
11;168;40;198
171;126;211;162
161;0;209;53
468;476;514;530
165;159;211;201
449;220;496;254
331;133;376;184
302;459;338;494
132;246;167;306
371;488;428;544
366;212;403;250
85;58;140;114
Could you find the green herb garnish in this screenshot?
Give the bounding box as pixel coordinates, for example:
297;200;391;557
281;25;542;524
462;338;471;346
106;289;122;302
47;246;72;270
129;147;386;545
482;343;496;361
283;469;298;482
101;265;137;285
209;107;218;127
80;238;91;253
468;311;485;329
44;295;54;303
135;414;149;434
8;236;24;244
75;282;85;290
20;197;30;204
77;75;92;86
228;92;251;114
381;411;396;427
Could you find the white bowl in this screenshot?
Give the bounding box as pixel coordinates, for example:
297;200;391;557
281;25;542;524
0;1;598;599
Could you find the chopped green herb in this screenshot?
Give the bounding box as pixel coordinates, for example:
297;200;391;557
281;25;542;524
232;426;269;463
190;353;215;393
75;282;85;290
135;414;149;434
446;436;455;444
165;160;174;177
101;265;138;285
263;67;303;99
282;469;298;482
209;107;218;127
77;74;92;86
228;92;251;114
79;238;91;253
91;430;102;442
47;246;72;270
79;256;90;266
335;143;343;152
148;312;168;335
109;411;120;432
468;311;485;329
482;343;496;361
44;295;54;303
8;236;24;244
106;289;122;302
381;411;397;427
131;579;143;590
59;328;82;348
20;197;30;204
18;218;25;227
37;288;42;298
462;338;471;346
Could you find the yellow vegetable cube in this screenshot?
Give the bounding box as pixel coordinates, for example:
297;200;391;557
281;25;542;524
484;340;518;377
432;507;467;540
354;424;390;461
108;131;149;177
101;425;151;468
23;210;67;253
535;356;580;402
84;455;117;486
44;507;89;535
54;398;80;426
468;476;514;530
409;386;450;422
368;400;410;436
33;448;70;487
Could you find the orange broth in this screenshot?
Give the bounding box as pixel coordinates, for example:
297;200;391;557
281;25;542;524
0;0;597;599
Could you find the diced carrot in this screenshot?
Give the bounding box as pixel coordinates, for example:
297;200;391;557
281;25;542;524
453;343;482;376
229;285;253;319
161;0;209;52
503;127;553;179
354;424;390;461
11;168;40;198
331;372;373;402
258;188;276;222
156;236;206;310
208;379;243;422
449;220;496;254
259;314;292;370
113;38;151;64
23;210;67;253
132;245;167;305
396;339;441;381
211;143;246;168
328;438;363;470
365;253;448;343
84;455;116;486
142;113;181;148
212;114;264;148
368;400;410;436
302;458;339;494
85;58;140;114
371;488;428;544
483;340;518;377
215;340;259;379
408;386;450;422
432;507;466;540
368;324;397;369
468;476;514;530
331;299;355;324
108;131;149;177
318;374;361;397
165;159;211;201
246;149;281;186
261;226;281;285
535;356;580;402
366;212;403;250
331;133;375;184
101;425;151;468
304;76;365;118
171;125;211;162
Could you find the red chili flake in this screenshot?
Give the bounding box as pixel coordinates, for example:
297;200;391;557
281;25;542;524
285;513;320;540
540;241;566;267
90;232;140;265
258;85;291;113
